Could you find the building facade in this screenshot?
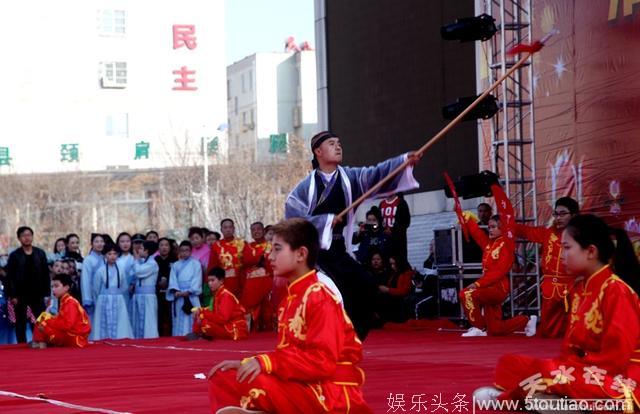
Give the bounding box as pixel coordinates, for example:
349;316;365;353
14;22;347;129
226;49;317;163
0;0;227;174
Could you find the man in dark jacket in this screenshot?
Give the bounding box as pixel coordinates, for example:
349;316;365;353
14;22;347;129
6;226;51;343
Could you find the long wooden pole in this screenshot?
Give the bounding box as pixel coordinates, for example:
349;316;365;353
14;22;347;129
335;52;532;222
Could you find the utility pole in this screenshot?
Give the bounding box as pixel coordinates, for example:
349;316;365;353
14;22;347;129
202;136;212;227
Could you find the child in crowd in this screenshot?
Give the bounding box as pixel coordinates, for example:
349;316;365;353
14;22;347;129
116;232;135;319
63;258;82;303
167;241;202;336
81;233;105;322
90;244;133;340
155;237;176;337
131;241;160;339
45;259;66;315
51;237;67;261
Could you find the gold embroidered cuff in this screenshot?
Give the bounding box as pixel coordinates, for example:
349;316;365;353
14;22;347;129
256;354;273;374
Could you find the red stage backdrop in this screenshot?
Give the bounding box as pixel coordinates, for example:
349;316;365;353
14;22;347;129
480;0;640;248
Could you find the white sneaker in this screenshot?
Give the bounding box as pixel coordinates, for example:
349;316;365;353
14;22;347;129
461;327;488;337
473;386;501;403
216;407;267;414
525;315;538;337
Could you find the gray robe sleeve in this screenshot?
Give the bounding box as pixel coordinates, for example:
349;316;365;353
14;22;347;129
344;153;419;200
284;173;334;249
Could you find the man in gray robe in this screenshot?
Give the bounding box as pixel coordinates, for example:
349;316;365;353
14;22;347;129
285;131;420;339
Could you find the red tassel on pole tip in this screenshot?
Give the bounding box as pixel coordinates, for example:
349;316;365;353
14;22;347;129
507;29;558;56
507;40;543;55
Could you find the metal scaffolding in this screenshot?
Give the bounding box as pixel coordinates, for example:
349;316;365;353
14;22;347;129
483;0;541;317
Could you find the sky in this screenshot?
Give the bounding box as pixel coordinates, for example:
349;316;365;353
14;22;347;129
225;0;316;65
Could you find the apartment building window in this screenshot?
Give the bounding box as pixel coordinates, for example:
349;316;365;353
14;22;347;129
106;113;129;137
248;69;253;91
227;80;231;100
234;97;238;115
98;10;126;35
101;61;127;88
242;111;247;125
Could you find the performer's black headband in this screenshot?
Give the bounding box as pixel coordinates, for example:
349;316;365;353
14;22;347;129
310;130;337;151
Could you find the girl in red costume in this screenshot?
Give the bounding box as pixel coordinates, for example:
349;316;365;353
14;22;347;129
457;182;537;337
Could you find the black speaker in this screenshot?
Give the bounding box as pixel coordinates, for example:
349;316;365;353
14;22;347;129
434;226;484;268
434;228;455;266
444;170;499;199
442;94;499;121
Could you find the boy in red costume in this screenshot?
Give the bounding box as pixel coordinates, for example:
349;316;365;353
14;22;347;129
207;218;371;414
192;267;248;341
31;273;91;348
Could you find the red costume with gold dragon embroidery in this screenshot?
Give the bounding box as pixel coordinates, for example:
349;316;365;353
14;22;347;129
208;270;371;413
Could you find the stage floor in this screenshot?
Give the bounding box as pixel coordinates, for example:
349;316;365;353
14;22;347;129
0;328;560;413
